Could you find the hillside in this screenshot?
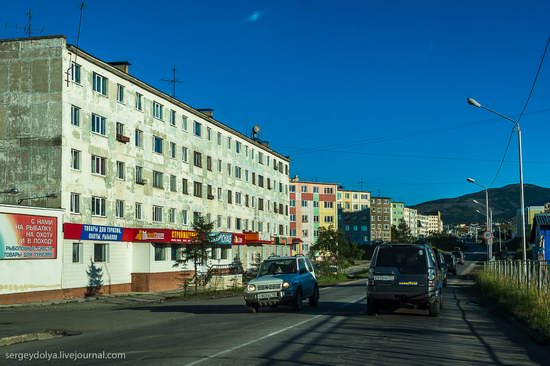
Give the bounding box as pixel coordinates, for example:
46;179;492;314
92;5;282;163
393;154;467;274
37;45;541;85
411;184;550;225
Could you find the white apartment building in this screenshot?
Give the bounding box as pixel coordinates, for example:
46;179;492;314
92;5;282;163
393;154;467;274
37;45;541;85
403;207;418;238
0;36;291;301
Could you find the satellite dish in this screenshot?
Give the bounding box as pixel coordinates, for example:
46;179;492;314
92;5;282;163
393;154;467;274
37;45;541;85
252;125;261;134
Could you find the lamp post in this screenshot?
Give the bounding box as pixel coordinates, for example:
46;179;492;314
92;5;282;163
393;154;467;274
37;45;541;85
18;193;59;205
473;199;493;254
468;178;491;259
467;97;527;261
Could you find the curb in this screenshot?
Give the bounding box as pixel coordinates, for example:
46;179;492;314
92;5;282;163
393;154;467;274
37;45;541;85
0;331;61;347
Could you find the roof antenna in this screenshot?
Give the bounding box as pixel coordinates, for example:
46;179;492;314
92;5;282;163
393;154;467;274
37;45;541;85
66;2;85;86
161;67;185;98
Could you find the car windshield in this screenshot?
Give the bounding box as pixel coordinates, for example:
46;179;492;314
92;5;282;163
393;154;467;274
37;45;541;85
258;259;297;276
444;255;454;264
376;247;427;274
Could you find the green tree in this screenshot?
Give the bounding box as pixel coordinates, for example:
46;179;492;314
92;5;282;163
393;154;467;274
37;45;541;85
310;226;364;274
85;259;103;297
174;214;216;293
392;218;412;243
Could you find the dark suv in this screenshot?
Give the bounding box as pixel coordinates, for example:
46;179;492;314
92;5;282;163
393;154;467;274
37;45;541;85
366;243;444;317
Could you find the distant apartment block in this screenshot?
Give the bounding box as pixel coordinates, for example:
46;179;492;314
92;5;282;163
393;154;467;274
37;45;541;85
370;197;392;242
337;189;371;244
289;177;338;254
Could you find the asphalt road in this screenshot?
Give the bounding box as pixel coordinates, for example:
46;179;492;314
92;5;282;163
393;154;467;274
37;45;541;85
1;262;549;365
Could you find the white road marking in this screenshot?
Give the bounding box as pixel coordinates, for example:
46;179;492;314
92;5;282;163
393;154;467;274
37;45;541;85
184;295;366;366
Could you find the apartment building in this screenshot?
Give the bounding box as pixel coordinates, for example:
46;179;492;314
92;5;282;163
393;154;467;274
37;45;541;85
337;189;371;244
0;36;291;300
403;207;418;238
370;197;392;242
391;202;405;227
289;177;338;254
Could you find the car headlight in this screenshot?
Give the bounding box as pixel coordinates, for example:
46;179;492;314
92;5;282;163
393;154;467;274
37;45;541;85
247;284;256;292
282;281;290;289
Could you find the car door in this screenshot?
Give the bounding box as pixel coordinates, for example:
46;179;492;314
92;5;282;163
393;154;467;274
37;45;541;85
298;258;313;297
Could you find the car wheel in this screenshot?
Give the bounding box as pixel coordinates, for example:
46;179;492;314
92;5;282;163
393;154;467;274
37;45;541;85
247;303;259;313
292;288;303;311
309;285;319;307
429;298;441;317
366;297;378;315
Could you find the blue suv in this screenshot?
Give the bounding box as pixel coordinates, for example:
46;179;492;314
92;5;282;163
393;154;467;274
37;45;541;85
244;255;319;313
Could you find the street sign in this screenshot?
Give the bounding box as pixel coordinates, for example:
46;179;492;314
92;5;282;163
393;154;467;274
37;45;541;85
483;231;493;240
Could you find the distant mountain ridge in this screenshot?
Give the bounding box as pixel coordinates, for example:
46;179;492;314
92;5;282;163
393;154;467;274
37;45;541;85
411;184;550;225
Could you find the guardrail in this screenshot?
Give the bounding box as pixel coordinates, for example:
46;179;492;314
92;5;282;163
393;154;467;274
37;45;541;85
484;260;550;293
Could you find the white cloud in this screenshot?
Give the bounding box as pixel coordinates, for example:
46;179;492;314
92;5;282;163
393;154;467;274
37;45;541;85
247;11;263;22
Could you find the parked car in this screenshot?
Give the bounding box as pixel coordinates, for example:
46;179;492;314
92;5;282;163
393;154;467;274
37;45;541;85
444;253;457;275
243;255;319;313
452;250;465;265
366;243;444;317
432;248;448;287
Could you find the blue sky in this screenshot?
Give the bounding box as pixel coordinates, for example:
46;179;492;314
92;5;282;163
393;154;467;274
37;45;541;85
1;0;549;206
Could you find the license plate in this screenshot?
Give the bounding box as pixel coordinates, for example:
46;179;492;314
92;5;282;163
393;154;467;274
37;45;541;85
374;275;394;281
258;292;278;299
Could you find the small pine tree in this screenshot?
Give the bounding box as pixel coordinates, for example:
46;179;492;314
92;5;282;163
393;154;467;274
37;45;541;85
85;259;103;297
173;214;215;293
392;218;413;243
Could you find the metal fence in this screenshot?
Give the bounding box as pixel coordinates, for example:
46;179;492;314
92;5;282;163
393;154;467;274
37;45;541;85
484;260;550;293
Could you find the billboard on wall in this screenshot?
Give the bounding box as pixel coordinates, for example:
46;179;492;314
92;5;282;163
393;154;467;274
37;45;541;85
0;213;57;259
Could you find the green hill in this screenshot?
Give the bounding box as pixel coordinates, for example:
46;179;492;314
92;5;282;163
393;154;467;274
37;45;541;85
411;184;550;224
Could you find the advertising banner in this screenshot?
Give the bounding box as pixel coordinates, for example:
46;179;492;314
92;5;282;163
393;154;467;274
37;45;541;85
0;213;57;259
64;223;123;241
211;232;232;245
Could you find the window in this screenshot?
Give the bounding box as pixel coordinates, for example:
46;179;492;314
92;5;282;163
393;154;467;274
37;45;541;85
71;149;80;170
92;196;106;216
116;122;125;137
217;187;222;200
301;186;307;193
227;163;232;176
207;127;212;141
227;190;233;204
235;166;242;179
313;186;319;193
153;101;163;120
177;147;187;163
258;175;264;187
170;142;176;159
153;171;163;188
94;243;108;262
170;110;176;126
71;62;81;84
182;178;189;194
182;115;188;131
217;215;222;228
324;216;334;223
91;155;106;175
170;175;177;192
169;208;176;223
290;200;295;207
290;214;296;222
135;92;143;111
194;182;202;197
194;121;202;137
236;141;241;153
92;72;107;95
71;105;80;126
290;185;296;193
324;202;334;209
117;84;125;103
236;218;242;230
182;209;188;225
135;166;144;184
135;202;143;220
91;113;106;135
153;206;163;222
153;136;163;154
217;132;222;145
301;200;308;207
116;161;125;180
194;151;202;167
135;129;143;147
72;242;82;263
115;200;124;218
324;187;334;194
227;136;232;149
206;156;212;171
154;244;166;261
235;192;242;204
258;198;264;211
227;216;232;229
70;193;80;214
302;215;309;223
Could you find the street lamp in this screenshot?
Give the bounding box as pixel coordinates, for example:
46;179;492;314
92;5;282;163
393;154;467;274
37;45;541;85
1;187;19;194
467;178;491;259
467;97;527;261
18;193;59;205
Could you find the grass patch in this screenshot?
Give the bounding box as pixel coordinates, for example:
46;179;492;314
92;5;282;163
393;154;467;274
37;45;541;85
317;273;349;286
476;270;550;337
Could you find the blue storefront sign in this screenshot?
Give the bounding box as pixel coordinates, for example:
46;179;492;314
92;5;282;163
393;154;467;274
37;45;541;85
211;232;232;245
81;224;124;241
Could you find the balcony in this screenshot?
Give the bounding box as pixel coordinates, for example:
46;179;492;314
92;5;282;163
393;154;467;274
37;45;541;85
116;134;130;143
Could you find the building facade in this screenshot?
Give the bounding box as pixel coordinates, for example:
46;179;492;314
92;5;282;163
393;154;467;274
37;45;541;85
337;189;371;244
289;178;338;254
370;197;392;242
0;36;292;301
403;207;418;239
391;202;405;228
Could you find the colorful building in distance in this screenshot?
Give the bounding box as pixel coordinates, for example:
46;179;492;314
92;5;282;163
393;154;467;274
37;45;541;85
337;189;371;244
370;197;393;242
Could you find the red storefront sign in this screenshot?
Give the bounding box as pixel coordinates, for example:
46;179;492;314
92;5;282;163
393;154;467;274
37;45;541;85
0;213;57;259
63;224;195;244
233;233;246;245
